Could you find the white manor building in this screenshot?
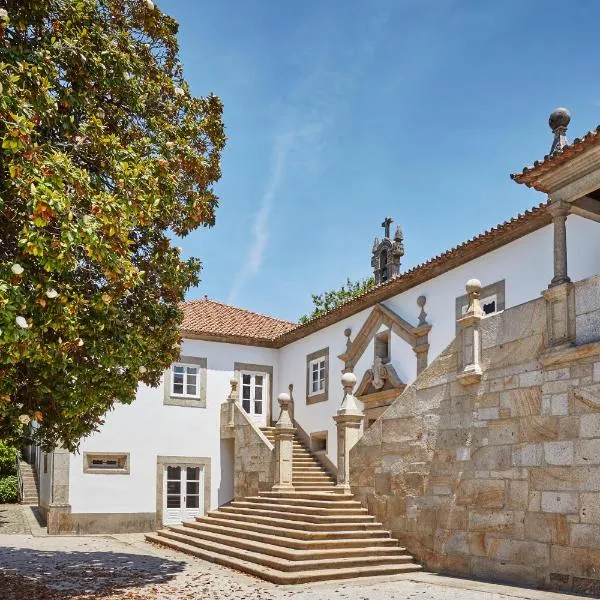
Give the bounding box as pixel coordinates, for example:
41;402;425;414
27;109;600;588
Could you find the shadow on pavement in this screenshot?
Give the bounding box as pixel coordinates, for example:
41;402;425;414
0;545;187;599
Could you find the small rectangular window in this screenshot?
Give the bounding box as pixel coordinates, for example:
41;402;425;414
83;452;129;474
309;358;326;395
306;348;329;404
171;363;200;398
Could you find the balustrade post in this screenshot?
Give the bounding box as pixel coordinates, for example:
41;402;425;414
227;377;238;428
272;393;295;491
333;373;363;494
457;279;484;385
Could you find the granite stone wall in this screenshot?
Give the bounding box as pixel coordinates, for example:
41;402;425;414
350;275;600;594
227;402;275;500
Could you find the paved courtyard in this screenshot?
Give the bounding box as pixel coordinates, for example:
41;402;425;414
0;512;594;600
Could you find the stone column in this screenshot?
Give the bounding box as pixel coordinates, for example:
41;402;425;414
543;200;575;348
272;393;295;491
47;447;72;534
457;279;484;385
226;377;238;428
548;200;571;287
333;373;364;494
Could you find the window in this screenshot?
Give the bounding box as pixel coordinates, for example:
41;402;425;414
460;293;497;316
83;452;130;474
310;431;327;453
306;347;329;404
455;280;505;329
172;363;200;398
241;373;264;415
375;330;390;362
164;356;207;408
309;358;326;395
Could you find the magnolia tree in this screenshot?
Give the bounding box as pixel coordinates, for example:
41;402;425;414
0;0;225;450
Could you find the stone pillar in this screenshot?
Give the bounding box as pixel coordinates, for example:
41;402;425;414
542;282;575;348
457;279;484;386
272;393;295;491
47;447;72;534
227;377;238;428
543;200;575;348
548;200;571;288
413;296;432;376
333;373;364;494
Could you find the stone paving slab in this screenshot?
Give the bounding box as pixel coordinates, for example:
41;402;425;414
0;533;594;599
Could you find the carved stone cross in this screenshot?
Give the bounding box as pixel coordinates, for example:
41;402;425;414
381;217;393;238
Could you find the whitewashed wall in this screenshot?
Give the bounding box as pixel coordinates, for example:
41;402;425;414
67;215;600;511
68;340;278;515
278;216;600;464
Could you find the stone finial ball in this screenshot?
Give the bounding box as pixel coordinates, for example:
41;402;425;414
278;392;290;402
417;295;426;308
549;107;571;131
341;372;357;389
465;279;482;294
230;377;238;387
344;327;352;338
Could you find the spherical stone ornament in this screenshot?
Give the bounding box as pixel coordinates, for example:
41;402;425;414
341;372;357;389
417;295;426;308
229;377;238;387
278;392;290;403
465;279;482;294
549;107;571;131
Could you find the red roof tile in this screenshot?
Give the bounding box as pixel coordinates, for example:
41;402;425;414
181;298;296;346
511;126;600;191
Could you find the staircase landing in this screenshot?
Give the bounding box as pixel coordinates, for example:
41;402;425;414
146;428;421;583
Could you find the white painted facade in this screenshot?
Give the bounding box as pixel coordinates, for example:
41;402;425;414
58;214;600;529
69;340;278;520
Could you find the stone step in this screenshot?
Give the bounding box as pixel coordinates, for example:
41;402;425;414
245;496;362;509
186;519;396;548
259;490;350;501
218;505;376;524
291;485;338;491
195;515;391;540
146;533;421;584
206;510;383;532
151;529;417;574
230;501;368;517
292;475;335;482
168;525;407;562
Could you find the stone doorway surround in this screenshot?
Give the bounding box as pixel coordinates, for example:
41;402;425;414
156;456;211;528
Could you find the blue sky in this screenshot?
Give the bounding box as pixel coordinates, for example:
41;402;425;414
160;0;600;322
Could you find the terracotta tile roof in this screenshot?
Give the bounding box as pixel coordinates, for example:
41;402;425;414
181;298;296;346
182;203;552;347
511;126;600;191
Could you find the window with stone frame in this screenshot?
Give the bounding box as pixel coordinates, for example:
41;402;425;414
171;363;200;398
455;279;505;327
163;356;207;408
306;347;329;405
83;452;130;474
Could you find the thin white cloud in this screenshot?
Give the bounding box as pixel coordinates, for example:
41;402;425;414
227;2;395;304
228;133;293;304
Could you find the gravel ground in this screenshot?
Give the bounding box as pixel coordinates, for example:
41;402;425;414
0;504;29;534
0;532;591;600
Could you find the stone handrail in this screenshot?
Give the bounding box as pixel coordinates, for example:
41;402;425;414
220;378;275;500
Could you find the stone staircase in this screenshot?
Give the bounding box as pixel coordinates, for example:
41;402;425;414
146;427;422;583
18;460;39;505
